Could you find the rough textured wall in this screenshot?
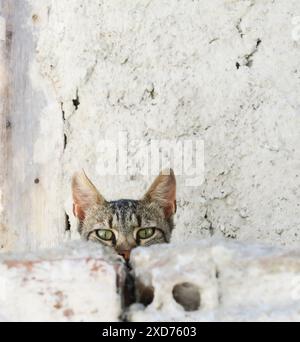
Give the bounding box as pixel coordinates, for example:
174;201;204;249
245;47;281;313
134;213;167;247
1;0;300;251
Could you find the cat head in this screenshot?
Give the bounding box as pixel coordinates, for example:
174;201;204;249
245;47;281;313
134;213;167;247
72;169;176;261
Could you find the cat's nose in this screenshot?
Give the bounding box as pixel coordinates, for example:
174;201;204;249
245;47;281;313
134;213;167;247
119;250;131;262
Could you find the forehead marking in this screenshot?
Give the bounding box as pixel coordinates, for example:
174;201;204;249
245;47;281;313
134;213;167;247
109;200;139;227
112;213;119;226
130;213;139;227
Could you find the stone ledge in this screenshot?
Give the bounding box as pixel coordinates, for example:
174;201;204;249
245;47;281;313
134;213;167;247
128;240;300;322
0;239;300;322
0;241;125;322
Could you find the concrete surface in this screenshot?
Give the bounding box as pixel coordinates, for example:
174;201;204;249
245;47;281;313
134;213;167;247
128;239;300;322
0;241;124;322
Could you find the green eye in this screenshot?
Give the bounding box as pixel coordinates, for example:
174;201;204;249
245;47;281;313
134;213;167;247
96;229;114;241
137;228;155;240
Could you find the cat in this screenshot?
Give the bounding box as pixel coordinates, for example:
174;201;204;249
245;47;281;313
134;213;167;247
72;169;176;261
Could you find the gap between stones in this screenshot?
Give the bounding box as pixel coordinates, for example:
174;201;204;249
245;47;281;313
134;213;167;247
121;263;136;321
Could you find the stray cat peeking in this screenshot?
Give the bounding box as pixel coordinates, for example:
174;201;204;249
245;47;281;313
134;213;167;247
72;169;176;261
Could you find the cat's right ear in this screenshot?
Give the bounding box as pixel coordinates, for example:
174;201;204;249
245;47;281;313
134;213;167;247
72;171;106;221
143;168;176;218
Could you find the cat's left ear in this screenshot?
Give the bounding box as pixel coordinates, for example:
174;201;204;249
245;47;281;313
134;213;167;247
143;169;176;218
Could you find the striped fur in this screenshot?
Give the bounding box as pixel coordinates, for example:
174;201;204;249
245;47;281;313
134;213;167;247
72;170;176;259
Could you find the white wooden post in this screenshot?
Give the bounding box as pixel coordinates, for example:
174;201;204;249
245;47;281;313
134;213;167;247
0;1;65;252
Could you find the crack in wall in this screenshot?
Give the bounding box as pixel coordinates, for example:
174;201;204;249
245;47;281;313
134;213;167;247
209;37;220;45
204;208;215;237
234;0;260;69
236;38;262;69
245;38;262;67
85;58;98;84
72;88;80;110
236;18;244;38
64;212;71;232
141;83;157;102
235;0;256;39
60;102;68;151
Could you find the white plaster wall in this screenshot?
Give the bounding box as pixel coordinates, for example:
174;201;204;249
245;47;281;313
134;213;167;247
1;0;300;250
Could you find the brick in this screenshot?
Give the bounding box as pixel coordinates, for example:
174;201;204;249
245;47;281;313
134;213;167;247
0;241;125;322
128;240;300;322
